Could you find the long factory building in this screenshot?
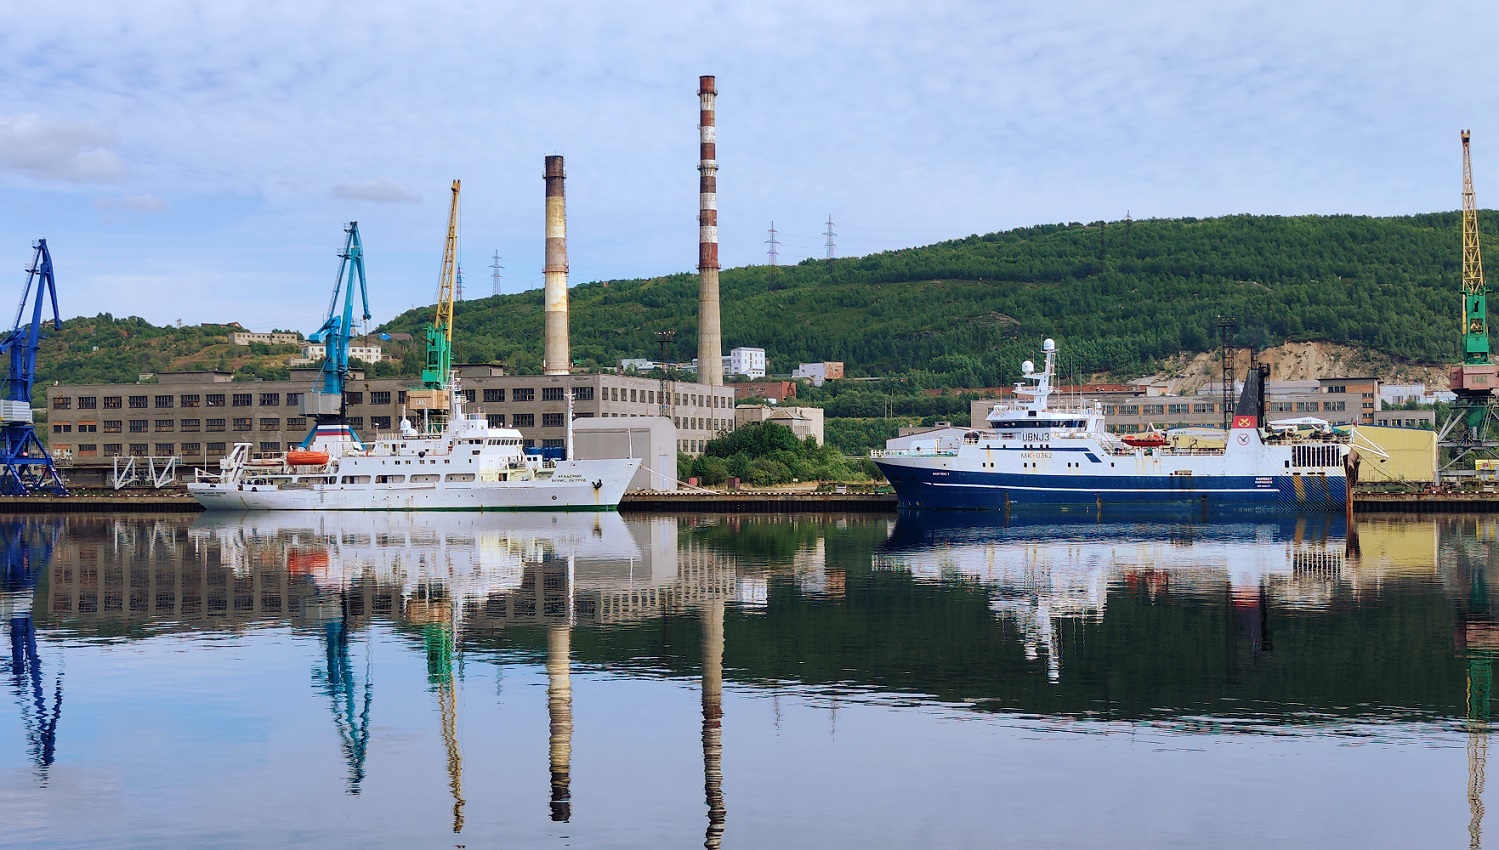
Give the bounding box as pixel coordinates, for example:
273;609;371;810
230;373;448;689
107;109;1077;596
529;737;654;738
44;365;736;466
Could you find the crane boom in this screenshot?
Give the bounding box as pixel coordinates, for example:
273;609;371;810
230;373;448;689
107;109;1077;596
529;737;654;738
0;241;64;495
422;180;461;390
301;222;371;449
1464;130;1490;367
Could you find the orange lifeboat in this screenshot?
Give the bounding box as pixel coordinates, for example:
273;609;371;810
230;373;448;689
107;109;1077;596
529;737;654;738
286;449;331;466
1122;432;1168;448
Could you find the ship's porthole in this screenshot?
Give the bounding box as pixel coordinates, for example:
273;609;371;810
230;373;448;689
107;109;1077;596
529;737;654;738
552;495;558;500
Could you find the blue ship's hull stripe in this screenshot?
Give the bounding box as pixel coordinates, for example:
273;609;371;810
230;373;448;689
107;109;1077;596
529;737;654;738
874;464;1348;511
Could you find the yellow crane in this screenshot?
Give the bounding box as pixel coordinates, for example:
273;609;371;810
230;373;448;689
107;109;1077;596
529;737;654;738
407;180;461;424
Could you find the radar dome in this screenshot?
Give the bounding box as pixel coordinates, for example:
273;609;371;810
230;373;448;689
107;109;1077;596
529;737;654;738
1021;360;1035;375
1043;338;1056;351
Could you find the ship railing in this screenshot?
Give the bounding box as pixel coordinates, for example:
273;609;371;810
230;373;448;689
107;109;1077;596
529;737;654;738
870;448;960;459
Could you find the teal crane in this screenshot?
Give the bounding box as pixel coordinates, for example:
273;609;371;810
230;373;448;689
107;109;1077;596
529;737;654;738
300;223;370;449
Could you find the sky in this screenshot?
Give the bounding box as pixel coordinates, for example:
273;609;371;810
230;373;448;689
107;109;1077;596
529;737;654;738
0;0;1495;333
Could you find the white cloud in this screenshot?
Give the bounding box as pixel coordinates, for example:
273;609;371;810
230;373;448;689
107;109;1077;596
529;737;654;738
92;193;168;213
331;179;420;204
0;114;123;183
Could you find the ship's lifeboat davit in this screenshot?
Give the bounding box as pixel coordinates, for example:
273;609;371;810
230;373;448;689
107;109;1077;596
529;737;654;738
286;449;331;466
1121;432;1168;448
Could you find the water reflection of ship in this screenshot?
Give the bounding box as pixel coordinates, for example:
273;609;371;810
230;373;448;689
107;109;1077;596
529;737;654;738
42;513;738;841
1;519;61;781
877;513;1352;683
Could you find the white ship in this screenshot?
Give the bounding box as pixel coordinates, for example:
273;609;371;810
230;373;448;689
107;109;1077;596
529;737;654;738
187;392;640;512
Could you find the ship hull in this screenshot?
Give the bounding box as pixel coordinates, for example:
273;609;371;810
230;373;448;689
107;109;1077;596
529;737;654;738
874;461;1348;512
187;458;640;512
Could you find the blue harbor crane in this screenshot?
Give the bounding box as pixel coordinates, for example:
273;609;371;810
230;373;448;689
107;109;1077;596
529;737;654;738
0;241;64;496
300;223;370;451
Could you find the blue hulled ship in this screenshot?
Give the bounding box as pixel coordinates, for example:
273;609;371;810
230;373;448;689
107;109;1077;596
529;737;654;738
871;339;1356;512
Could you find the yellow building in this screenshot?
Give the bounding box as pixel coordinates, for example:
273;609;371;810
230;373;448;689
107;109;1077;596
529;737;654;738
1354;425;1437;484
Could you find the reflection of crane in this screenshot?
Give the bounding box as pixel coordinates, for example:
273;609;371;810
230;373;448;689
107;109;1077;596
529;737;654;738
310;589;372;794
300;223;371;450
0;519;61;779
408;181;460;429
1469;645;1491;850
1457;537;1495;850
1441;131;1499;467
0;240;64;495
409;581;465;834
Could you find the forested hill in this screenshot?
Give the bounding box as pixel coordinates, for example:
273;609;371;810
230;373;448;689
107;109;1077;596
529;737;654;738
31;212;1488;396
380;212;1482;387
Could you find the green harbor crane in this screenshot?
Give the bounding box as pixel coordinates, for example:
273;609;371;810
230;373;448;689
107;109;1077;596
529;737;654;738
1438;131;1499;471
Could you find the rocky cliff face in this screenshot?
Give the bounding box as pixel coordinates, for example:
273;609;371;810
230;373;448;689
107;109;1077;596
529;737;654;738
1139;341;1449;395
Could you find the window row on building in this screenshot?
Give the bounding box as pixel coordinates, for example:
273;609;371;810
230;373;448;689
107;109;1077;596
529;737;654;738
45;371;739;462
53;392;307;410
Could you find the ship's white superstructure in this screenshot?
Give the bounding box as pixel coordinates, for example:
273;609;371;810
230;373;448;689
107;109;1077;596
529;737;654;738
187;390;639;512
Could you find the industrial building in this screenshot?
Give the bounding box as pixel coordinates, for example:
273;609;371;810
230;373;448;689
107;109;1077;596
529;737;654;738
967;377;1434;432
231;331;302;346
735;405;825;444
45;366;735;467
791;361;844;386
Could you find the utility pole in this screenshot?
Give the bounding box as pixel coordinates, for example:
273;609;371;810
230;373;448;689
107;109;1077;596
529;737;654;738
490;251;503;296
824;215;837;261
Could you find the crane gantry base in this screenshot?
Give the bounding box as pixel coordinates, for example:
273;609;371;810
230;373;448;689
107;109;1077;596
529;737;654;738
1438;394;1499;476
0;424;65;496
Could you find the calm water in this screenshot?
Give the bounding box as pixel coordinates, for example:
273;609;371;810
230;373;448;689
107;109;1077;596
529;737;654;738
0;510;1495;848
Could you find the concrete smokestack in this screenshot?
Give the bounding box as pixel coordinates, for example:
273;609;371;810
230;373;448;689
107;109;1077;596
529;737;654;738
696;75;723;387
544;155;570;376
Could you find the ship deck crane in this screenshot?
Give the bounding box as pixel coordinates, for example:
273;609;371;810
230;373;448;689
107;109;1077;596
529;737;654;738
0;241;65;496
1438;131;1499;472
300;223;370;451
407;181;460;431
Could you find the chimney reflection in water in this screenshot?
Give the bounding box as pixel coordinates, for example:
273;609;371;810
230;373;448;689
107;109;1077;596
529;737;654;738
547;622;573;822
702;598;726;848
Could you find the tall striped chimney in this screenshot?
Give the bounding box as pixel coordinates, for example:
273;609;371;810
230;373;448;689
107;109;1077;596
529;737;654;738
543;155;570;376
696;75;723;387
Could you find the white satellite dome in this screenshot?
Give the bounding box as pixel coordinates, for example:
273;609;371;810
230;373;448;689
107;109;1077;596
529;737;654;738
1021;360;1035;375
1043;338;1056;351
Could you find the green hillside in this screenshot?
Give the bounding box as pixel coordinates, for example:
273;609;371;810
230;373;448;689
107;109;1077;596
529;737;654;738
32;211;1486;401
380;212;1477;387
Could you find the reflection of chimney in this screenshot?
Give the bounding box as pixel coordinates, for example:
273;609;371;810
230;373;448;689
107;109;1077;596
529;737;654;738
547;623;573;822
696;76;723;387
544;155;571;376
702;599;726;848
